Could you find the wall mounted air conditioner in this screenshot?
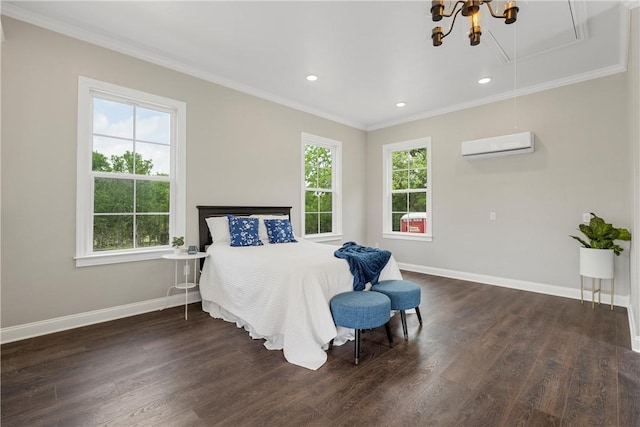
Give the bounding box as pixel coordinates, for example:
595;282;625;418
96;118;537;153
461;131;534;159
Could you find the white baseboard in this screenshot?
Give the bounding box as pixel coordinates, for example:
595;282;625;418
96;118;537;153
399;262;640;353
628;304;640;352
0;291;202;344
398;262;629;307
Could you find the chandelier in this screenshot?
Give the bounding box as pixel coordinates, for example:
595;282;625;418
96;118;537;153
430;0;519;47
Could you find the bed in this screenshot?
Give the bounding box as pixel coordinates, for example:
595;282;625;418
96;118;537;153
196;206;403;370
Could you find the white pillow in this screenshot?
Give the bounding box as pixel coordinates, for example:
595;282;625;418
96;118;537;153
205;216;231;244
250;214;289;241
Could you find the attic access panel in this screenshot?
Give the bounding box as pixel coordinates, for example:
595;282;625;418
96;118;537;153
484;0;586;64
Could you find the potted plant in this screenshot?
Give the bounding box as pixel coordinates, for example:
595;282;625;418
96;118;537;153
570;213;631;279
171;236;185;254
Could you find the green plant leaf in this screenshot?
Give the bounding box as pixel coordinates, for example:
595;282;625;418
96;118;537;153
573;213;631;256
617;228;632;241
570;235;590;248
578;224;596;241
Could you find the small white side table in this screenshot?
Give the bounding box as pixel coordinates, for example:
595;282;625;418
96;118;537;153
162;252;207;319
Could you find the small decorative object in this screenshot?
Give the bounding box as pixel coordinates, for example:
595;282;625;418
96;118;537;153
171;236;185;254
187;245;198;255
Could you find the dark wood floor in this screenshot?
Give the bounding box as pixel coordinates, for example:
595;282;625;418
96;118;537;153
2;271;639;426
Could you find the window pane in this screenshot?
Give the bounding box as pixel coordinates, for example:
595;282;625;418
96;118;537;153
315;147;332;168
409;192;427;212
317;167;332;189
409;168;427;189
318;192;332;212
93;98;133;139
392;170;408;190
136;181;170;213
135;107;170;145
93;136;133;173
392;150;408;170
305;191;318;213
305;164;317;188
305;213;319;234
319;213;332;233
392;193;407;212
409;148;427;169
303;138;339;237
94;178;133;213
305;145;331;168
93;215;133;251
135;142;169;176
136;214;170;247
392;212;405;232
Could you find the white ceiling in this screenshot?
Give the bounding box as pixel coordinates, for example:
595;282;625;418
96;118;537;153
1;1;632;130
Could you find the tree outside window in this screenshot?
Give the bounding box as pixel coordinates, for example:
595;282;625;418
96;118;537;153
304;144;333;235
301;133;342;239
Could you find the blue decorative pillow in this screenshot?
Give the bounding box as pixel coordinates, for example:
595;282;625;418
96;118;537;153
264;219;298;244
227;215;264;247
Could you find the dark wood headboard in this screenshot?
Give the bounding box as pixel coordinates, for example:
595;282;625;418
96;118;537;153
197;205;292;253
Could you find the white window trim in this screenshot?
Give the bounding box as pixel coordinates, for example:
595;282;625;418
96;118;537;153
75;77;186;267
382;137;433;242
301;132;343;241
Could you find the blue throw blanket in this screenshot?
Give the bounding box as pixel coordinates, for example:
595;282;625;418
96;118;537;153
334;241;392;291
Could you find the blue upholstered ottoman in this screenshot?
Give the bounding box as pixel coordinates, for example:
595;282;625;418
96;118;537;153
371;279;423;341
330;291;393;365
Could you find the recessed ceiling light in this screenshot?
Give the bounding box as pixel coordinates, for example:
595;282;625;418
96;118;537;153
396;102;406;107
478;77;491;84
306;74;318;82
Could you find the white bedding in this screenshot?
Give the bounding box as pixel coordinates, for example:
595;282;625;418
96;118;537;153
199;239;402;370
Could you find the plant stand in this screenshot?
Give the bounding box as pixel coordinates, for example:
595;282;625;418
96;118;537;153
579;247;614;310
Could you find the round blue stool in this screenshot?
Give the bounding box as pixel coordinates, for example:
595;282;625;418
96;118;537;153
330;291;393;365
371;279;423;341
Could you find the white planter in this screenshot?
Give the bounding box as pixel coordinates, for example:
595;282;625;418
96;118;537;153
173;248;182;255
579;247;614;279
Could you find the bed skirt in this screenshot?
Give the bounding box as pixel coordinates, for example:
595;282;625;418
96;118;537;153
201;299;355;352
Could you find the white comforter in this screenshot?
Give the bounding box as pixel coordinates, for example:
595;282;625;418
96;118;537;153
199;239;402;370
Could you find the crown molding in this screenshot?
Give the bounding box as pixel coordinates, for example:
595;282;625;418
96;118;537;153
1;3;367;131
2;2;633;133
367;62;626;131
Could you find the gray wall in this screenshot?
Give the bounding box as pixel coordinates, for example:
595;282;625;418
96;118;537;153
366;73;633;296
0;18;367;327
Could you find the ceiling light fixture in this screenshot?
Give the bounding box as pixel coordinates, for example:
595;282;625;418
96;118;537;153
306;74;318;81
396;102;406;107
478;77;491;84
430;0;519;47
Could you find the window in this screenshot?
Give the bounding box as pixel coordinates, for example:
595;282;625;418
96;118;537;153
383;137;432;241
76;77;186;267
301;133;342;240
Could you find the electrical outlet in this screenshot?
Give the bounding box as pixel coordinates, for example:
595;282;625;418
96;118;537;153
183;264;190;276
582;213;590;223
489;212;496;220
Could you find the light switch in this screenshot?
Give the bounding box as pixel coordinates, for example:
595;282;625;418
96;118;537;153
582;213;590;223
489;212;496;220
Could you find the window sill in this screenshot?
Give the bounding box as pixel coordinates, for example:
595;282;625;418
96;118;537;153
383;232;433;242
75;248;173;267
302;233;344;243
